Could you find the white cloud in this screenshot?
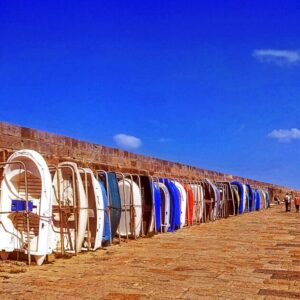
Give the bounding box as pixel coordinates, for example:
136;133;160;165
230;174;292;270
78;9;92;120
253;49;300;65
113;133;142;149
268;128;300;143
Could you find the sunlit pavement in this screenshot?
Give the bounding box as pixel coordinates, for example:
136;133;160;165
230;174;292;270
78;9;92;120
0;204;300;299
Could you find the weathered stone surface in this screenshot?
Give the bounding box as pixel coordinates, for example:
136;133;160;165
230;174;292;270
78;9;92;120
0;205;299;299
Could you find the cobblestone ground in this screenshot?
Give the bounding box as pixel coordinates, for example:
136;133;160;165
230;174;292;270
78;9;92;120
0;204;299;299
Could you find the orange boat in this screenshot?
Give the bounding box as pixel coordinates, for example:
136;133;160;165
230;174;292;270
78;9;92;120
184;184;194;226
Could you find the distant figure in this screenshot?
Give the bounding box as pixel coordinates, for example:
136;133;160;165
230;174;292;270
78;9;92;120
274;195;280;205
284;193;292;212
294;195;300;213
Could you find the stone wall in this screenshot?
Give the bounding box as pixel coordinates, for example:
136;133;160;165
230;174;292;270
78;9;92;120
0;122;294;199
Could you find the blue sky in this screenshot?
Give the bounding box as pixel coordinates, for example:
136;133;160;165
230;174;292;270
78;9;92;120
1;1;300;188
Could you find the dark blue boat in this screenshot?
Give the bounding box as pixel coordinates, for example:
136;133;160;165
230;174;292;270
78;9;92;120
152;182;161;232
246;184;254;212
99;172;122;241
164;179;181;232
231;181;245;214
254;189;261;211
107;172;122;239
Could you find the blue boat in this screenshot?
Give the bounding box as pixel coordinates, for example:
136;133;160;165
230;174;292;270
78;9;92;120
107;172;122;239
152;182;161;232
255;189;261;211
246;184;254;212
231;181;246;214
164;179;181;232
170;181;181;230
99;172;121;242
99;181;111;243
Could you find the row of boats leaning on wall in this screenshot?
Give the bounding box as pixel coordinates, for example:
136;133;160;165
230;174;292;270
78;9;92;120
0;149;271;265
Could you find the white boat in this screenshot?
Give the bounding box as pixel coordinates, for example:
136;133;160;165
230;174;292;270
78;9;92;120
198;185;204;222
263;191;268;208
190;184;203;223
204;179;219;220
118;178;142;238
158;182;170;232
0;149;53;265
259;190;266;209
190;185;198;223
79;168;104;250
242;184;247;213
174;181;187;228
51;162;88;253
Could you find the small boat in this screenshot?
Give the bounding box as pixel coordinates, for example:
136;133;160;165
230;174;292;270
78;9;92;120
216;181;235;217
51;162;88;254
118;178;142;238
174;181;187;228
245;184;254;212
198;185;204;221
244;187;250;212
152;182;162;232
254;189;261;211
107;173;122;239
100;172;122;241
231;185;240;215
190;184;200;224
190;184;204;223
258;189;266;209
98;180;111;244
231;181;246;214
184;184;194;225
215;187;221;219
79;168;104;251
0;149;53;265
265;191;270;208
140;176;154;235
203;179;219;221
164;179;181;231
158;182;170;232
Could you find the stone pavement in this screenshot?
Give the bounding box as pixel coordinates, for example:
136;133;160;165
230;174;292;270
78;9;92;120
0;204;299;299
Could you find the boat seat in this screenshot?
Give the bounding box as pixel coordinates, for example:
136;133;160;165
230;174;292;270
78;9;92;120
11;200;33;212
